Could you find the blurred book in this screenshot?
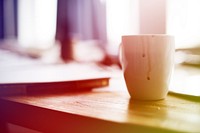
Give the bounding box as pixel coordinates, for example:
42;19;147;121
0;48;110;96
0;63;110;96
175;47;200;66
169;64;200;98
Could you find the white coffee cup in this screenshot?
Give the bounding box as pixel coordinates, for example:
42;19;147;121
121;35;174;100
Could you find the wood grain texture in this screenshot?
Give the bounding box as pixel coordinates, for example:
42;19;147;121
1;89;200;133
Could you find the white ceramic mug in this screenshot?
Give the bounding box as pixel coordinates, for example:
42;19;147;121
121;35;174;100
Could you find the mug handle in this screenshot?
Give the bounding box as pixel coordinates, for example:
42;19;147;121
118;43;122;67
118;42;128;71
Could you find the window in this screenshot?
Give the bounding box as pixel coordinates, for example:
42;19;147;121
18;0;57;49
17;0;200;51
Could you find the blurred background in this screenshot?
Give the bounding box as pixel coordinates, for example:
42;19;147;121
1;0;200;66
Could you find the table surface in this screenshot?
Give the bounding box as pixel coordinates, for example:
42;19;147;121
1;85;200;133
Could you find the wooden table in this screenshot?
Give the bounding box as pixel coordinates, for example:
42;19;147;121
1;86;200;133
